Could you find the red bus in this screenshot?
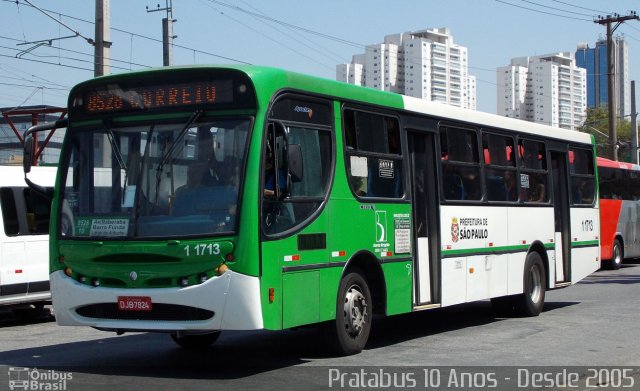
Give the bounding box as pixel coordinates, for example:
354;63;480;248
597;157;640;269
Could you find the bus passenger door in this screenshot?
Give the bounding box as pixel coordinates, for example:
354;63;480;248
550;151;571;283
408;130;440;306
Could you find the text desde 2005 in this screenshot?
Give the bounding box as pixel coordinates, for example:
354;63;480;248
327;367;637;389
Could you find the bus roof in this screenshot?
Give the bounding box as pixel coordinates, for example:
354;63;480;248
597;156;640;171
71;64;593;145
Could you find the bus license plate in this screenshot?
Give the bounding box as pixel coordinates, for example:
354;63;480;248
117;296;152;311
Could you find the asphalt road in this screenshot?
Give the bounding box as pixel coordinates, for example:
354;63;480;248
1;261;640;390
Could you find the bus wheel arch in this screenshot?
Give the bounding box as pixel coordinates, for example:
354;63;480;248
325;251;385;355
342;251;387;316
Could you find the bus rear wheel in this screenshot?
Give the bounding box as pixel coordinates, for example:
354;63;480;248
608;239;623;270
327;270;372;356
514;252;546;317
170;331;221;349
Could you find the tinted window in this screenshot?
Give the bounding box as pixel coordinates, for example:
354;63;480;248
440;126;481;201
263;97;333;235
483;133;517;202
518;139;548;203
344;109;403;198
569;148;596;205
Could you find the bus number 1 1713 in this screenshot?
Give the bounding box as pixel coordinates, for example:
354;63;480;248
184;243;221;256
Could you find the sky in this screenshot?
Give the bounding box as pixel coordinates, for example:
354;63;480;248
0;0;639;115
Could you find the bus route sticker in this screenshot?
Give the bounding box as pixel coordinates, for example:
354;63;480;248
89;218;129;237
394;213;411;254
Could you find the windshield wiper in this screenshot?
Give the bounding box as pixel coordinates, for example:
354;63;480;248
154;109;204;201
104;120;127;171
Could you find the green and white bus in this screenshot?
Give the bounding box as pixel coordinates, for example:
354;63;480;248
24;66;600;354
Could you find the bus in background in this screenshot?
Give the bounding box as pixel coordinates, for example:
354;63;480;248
0;165;55;316
597;157;640;269
23;66;600;355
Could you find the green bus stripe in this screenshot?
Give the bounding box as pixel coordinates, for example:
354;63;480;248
442;243;553;258
442;240;598;258
571;240;599;248
281;256;412;273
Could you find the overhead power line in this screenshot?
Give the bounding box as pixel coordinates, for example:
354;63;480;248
1;0;252;65
20;0;94;45
519;0;594;17
203;0;365;49
550;0;613;15
494;0;592;21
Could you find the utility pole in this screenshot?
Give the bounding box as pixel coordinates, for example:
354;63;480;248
595;12;638;161
147;0;176;66
632;81;638;164
94;0;111;77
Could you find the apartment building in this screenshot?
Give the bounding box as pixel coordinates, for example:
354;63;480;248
497;53;587;130
337;28;477;110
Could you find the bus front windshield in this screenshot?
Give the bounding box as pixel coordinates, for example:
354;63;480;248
59;117;250;239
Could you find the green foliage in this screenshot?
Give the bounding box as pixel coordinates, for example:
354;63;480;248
578;106;636;161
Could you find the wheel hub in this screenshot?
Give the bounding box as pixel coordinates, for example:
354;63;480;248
343;285;367;337
529;264;542;303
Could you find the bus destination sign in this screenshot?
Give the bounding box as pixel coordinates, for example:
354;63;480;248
80;80;234;115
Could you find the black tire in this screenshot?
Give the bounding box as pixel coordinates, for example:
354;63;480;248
170;331;220;349
327;270;372;356
514;252;546;317
608;239;623;270
12;302;49;320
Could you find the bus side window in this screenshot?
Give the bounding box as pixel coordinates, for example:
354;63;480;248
23;188;51;234
569;148;596;205
519;139;549;203
440;125;481;201
344;109;403;199
262;96;333;236
0;188;19;236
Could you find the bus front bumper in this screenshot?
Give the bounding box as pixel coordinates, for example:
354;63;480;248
50;270;263;331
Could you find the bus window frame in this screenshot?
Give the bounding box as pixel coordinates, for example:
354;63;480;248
56;113;256;240
568;145;597;207
260;92;336;240
480;129;519;204
437;122;484;204
341;104;408;203
516;136;551;206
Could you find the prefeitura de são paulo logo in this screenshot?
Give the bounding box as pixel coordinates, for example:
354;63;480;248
451;217;459;243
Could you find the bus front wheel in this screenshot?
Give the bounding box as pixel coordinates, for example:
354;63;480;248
514;252;546;317
327;270;372;356
170;331;220;349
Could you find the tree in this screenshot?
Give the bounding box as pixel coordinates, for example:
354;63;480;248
578;106;634;161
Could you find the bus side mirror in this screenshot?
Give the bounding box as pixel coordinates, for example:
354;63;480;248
287;144;303;183
23;135;34;174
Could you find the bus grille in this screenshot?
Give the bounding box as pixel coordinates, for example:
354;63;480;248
75;303;214;321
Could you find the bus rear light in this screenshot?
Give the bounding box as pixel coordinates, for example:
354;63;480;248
179;277;189;287
269;288;275;303
64;267;73;277
78;275;87;284
199;274;208;284
225;253;235;262
469;267;475;274
59;255;65;264
91;278;100;287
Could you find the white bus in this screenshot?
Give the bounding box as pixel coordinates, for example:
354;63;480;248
0;165;56;315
